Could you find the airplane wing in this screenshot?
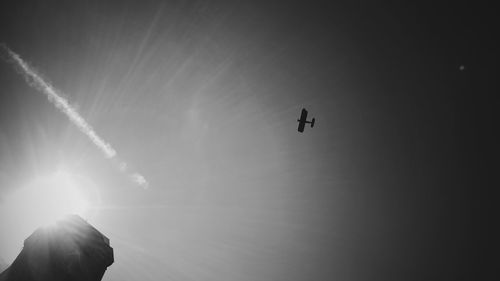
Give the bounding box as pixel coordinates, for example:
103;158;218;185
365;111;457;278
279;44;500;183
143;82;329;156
299;108;308;121
297;108;308;132
297;121;305;132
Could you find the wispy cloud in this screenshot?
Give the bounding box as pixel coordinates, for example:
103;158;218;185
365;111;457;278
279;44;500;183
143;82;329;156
1;43;149;189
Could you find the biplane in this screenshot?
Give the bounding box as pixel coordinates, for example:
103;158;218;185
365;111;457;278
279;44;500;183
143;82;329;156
297;108;315;133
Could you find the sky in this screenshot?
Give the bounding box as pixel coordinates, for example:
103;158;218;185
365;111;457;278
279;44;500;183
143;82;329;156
0;1;495;280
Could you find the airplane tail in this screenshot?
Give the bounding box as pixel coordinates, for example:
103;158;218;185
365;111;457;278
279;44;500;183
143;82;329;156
311;118;315;128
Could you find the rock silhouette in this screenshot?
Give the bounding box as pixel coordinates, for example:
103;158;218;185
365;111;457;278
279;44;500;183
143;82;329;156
0;259;6;273
0;215;113;281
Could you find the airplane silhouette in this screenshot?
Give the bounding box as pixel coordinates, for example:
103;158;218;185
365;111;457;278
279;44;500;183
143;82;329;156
297;108;315;133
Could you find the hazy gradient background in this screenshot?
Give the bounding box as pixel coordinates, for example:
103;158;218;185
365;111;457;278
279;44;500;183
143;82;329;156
0;1;495;280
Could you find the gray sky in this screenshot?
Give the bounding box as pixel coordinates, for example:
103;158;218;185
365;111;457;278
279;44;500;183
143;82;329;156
0;1;494;280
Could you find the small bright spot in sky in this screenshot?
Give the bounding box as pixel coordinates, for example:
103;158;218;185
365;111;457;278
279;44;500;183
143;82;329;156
459;65;465;71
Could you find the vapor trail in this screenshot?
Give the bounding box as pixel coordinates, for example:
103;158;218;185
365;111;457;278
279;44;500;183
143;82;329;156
1;44;149;188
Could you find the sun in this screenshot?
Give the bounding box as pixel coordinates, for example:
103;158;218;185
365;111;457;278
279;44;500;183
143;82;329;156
3;170;89;229
0;170;96;263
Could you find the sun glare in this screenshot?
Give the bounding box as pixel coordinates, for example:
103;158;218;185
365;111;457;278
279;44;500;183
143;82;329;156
0;170;97;263
3;170;89;229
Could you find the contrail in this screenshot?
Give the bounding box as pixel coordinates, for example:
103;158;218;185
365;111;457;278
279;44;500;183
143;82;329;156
1;44;149;189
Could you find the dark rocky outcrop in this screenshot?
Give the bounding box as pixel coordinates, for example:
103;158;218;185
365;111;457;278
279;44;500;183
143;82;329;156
0;215;113;281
